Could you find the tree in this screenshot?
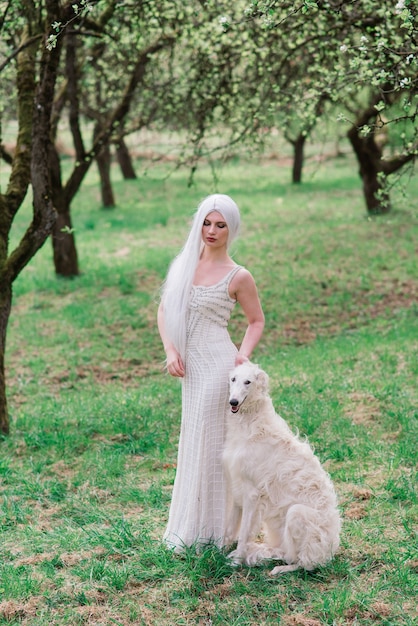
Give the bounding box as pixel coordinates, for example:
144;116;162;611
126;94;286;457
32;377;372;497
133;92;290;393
346;90;416;213
242;0;418;213
281;94;330;184
335;1;418;213
157;2;343;184
170;1;416;212
0;0;66;434
45;1;176;275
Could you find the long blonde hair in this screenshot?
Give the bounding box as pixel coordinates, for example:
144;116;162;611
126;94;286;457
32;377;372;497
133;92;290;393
161;194;241;359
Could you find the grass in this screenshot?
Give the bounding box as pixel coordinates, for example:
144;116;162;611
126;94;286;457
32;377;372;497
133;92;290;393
1;149;417;625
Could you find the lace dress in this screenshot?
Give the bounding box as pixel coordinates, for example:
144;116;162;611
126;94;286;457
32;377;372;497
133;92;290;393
163;265;242;551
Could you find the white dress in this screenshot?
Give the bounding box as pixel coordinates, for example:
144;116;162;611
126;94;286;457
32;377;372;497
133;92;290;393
163;265;242;551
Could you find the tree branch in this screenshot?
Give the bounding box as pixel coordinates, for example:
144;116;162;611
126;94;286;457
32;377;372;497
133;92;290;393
381;150;417;176
0;33;43;74
66;31;85;161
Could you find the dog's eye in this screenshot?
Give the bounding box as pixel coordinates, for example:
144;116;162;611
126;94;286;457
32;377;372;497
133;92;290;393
244;380;251;385
231;377;236;382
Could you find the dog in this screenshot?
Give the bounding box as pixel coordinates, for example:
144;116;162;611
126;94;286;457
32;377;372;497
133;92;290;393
223;362;341;575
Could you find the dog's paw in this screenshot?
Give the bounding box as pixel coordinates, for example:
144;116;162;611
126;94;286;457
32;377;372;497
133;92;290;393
268;547;286;561
227;548;245;567
243;543;275;566
244;552;263;567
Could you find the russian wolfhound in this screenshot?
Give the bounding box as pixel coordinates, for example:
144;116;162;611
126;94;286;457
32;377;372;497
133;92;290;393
223;362;341;575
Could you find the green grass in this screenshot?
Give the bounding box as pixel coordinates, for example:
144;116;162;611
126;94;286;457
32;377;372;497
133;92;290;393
1;151;417;625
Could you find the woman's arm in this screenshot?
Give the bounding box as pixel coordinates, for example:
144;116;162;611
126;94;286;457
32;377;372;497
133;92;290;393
157;301;185;377
230;270;265;365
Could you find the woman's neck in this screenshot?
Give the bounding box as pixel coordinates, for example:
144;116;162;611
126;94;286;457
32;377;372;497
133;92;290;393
194;248;236;286
199;246;231;264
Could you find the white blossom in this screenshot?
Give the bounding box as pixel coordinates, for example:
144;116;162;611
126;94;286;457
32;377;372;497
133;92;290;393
399;77;411;88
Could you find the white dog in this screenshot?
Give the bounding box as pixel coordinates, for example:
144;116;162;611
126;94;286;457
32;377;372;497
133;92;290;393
223;362;341;575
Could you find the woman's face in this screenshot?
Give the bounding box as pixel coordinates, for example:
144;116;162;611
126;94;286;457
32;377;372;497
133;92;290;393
202;211;229;248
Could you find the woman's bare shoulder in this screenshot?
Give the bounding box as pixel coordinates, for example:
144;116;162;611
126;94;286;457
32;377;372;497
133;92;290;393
234;266;255;283
230;266;257;294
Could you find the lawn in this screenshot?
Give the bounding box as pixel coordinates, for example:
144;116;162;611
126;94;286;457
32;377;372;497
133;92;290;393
0;151;417;625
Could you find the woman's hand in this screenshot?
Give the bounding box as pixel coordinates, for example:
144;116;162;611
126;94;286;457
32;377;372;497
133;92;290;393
166;347;185;378
235;353;249;367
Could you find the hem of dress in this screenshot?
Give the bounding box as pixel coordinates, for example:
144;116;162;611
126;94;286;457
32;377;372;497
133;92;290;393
163;531;227;554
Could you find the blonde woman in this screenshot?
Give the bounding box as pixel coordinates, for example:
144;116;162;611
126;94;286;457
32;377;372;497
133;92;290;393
158;194;264;552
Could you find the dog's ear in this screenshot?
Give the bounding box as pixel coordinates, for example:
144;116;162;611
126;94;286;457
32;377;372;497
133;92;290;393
255;367;269;393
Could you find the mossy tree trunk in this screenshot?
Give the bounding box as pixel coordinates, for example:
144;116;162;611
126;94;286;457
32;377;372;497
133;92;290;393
0;2;62;434
0;27;36;435
0;283;12;435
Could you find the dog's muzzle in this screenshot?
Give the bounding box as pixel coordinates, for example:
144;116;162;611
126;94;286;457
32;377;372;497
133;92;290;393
229;399;240;413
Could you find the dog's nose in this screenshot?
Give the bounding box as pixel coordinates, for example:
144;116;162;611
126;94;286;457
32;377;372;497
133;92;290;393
230;399;239;407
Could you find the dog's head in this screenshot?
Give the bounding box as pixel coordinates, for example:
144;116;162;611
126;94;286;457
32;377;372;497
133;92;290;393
228;362;269;413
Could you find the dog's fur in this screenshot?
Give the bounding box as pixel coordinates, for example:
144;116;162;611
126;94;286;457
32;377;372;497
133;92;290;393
223;362;341;575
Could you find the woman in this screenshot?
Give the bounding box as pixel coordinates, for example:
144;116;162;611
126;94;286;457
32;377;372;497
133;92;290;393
158;193;264;552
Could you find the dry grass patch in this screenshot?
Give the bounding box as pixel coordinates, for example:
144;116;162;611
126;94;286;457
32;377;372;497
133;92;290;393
344;392;382;426
283;615;323;626
0;597;41;621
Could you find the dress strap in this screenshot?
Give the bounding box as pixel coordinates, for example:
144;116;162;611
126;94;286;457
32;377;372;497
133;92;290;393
225;265;243;286
225;266;244;302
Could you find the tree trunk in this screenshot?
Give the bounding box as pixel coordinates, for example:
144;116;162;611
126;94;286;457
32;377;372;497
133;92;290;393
116;138;137;179
48;142;80;276
292;134;306;184
51;204;79;277
0;282;11;435
346;95;396;216
96;141;115;207
347;125;391;215
361;170;390;215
